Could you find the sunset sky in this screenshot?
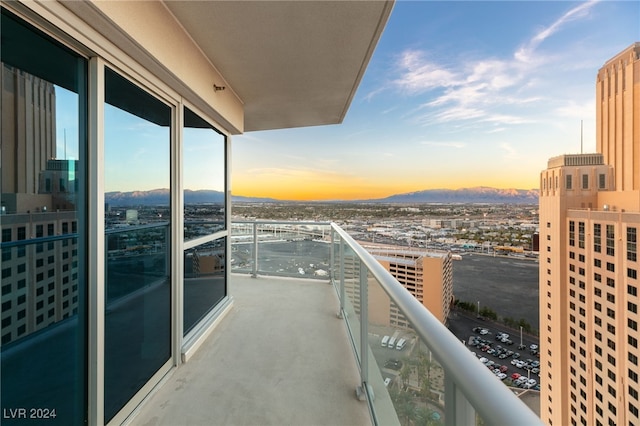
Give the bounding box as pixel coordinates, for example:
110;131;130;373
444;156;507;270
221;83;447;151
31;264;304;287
231;0;639;201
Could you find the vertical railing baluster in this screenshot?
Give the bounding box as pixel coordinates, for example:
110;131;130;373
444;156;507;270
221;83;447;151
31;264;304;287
329;226;335;286
339;234;345;318
357;260;370;401
445;371;476;425
251;221;258;278
252;221;258;278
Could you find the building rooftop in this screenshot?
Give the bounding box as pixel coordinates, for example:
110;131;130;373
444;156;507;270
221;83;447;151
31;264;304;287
547;153;604;168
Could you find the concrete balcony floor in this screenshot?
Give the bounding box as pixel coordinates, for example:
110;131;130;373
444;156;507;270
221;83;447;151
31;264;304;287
132;274;370;426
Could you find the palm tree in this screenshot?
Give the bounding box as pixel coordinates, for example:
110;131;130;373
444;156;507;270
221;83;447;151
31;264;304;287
415;406;442;426
415;350;427;388
396;392;416;426
400;362;412;389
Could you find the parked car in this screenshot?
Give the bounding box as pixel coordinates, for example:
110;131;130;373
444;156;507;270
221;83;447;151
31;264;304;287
497;373;507;380
511;373;521;380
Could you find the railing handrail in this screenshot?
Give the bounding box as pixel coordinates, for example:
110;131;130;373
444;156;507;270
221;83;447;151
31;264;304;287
105;221;170;234
330;222;544;426
232;220;331;226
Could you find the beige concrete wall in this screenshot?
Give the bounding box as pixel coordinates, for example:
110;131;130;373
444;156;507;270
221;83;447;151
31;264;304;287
71;0;244;134
596;43;640;191
539;170;571;426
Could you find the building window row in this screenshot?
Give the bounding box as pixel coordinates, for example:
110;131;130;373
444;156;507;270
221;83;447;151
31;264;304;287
629;227;638;261
607;225;615;256
595;224;602;253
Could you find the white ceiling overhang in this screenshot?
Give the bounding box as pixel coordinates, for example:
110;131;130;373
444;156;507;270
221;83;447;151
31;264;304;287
163;0;394;132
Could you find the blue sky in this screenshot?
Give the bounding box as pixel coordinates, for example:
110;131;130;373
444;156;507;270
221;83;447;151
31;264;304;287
232;0;640;200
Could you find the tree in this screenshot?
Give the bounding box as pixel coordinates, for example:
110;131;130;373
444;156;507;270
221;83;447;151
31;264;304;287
400;362;412;389
390;388;417;426
415;406;441;426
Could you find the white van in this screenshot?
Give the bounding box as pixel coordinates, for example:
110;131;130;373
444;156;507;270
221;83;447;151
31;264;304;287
381;335;390;347
396;338;407;350
388;336;396;348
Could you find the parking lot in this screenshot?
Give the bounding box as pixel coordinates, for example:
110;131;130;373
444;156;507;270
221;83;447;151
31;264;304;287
453;254;539;330
448;311;541;391
469;327;540;389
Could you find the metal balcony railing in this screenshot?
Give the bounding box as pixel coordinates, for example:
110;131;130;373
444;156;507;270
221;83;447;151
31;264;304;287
231;220;544;426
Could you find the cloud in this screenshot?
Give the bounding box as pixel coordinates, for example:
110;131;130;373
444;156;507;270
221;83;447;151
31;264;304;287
390;1;600;131
553;100;595;119
420;141;466;149
500;142;518;160
515;0;600;63
393;50;460;94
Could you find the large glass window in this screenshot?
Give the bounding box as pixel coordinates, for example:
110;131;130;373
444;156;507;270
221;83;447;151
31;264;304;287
1;9;87;425
103;68;171;422
183;107;227;336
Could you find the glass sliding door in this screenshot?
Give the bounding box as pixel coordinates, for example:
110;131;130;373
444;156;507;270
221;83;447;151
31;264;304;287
183;107;227;336
103;68;172;422
0;9;88;425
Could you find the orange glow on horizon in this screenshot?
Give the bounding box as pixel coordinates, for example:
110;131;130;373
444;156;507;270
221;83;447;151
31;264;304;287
232;174;539;201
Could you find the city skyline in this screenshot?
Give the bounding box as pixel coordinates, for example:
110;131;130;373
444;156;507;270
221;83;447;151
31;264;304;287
232;1;639;201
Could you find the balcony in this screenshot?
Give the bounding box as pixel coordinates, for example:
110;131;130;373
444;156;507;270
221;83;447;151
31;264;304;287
131;221;543;425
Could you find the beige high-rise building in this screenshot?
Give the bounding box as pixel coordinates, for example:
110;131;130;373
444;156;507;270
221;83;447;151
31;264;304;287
340;245;453;329
540;43;640;426
367;246;453;326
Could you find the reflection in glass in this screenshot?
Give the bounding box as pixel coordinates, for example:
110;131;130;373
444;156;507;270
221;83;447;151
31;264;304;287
183;107;226;336
342;245;362;362
0;10;87;426
183;107;225;240
184;237;226;335
103;68;171;422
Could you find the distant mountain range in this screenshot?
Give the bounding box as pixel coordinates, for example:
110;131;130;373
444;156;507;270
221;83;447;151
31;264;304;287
105;189;278;206
369;187;539;204
105;186;539;206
